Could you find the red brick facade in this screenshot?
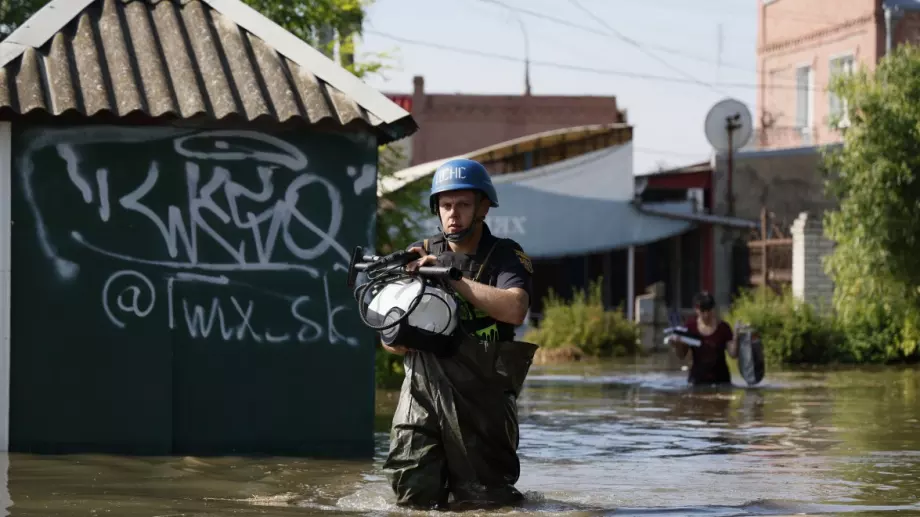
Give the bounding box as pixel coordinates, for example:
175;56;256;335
756;0;920;150
385;76;627;166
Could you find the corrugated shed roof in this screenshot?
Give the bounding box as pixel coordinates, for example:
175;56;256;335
0;0;418;144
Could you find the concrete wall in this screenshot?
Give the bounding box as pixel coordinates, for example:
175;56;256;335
385;76;626;166
723;146;837;225
791;211;835;307
709;145;838;309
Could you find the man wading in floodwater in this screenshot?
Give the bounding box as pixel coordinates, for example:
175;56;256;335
381;158;538;510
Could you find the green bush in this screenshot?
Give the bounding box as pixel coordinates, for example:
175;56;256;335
727;286;920;366
522;279;640;357
375;345;405;390
832;286;920;364
817;43;920;364
727;286;844;365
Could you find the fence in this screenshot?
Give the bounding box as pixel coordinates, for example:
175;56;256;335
746;207;793;293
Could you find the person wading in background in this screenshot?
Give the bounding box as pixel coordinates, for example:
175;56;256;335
669;291;738;385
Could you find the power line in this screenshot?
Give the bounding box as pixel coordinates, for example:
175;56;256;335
364;29;825;93
627;0;849;25
476;0;755;73
479;0;862;80
567;0;729;96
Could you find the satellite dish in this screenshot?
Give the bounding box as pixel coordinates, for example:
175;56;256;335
705;98;753;152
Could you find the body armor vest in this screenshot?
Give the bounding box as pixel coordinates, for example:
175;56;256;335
424;232;515;344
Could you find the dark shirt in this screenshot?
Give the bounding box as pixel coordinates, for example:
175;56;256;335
684;318;734;385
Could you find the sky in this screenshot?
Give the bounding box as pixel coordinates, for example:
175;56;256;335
355;0;761;175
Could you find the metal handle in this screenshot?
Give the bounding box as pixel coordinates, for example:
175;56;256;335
416;266;462;280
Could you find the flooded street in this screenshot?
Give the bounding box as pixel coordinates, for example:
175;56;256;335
6;356;920;516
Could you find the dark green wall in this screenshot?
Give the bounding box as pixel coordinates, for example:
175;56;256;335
9;124;378;457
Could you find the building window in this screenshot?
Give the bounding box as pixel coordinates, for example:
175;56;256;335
829;54;855;126
795;65;813;141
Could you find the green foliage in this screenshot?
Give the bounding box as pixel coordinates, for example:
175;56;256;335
819;43;920;362
522;279;640;357
727;286;843;365
240;0;396;80
727;287;920;365
375;143;428;254
0;0;49;41
823;44;920;292
821;43;920;306
375;345;405;390
832;287;920;363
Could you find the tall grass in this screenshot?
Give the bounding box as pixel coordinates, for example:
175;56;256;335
523;279;640;357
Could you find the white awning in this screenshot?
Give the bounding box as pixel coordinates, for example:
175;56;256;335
415;192;696;259
399;144;696;258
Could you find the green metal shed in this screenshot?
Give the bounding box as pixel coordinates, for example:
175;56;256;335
0;0;417;457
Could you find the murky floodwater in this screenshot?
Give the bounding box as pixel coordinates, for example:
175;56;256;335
6;354;920;516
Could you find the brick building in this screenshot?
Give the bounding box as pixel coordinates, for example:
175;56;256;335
384;75;627;168
756;0;920;150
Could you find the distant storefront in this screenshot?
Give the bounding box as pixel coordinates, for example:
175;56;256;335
381;125;756;322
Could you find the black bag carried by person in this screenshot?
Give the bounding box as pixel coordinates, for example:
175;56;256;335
735;322;765;385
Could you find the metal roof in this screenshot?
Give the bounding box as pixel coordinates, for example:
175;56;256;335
378;123;633;195
0;0;418;144
634;202;757;230
639;160;711;177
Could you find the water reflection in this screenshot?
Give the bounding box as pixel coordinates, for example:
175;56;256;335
0;455;8;517
3;360;920;516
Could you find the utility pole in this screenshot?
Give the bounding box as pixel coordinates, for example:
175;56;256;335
513;14;532;95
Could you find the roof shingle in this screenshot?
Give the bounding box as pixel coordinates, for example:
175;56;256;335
0;0;417;144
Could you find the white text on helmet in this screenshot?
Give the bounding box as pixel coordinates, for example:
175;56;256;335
436;166;467;183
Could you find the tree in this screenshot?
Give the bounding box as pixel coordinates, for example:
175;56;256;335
240;0;393;79
0;0;50;40
822;43;920;360
375;143;428;254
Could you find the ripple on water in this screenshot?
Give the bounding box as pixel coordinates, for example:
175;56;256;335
8;364;920;516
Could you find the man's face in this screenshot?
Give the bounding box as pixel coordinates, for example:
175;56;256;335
438;190;487;234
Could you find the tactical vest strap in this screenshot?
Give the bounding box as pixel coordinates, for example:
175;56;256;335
423;233;512;284
474;239;502;282
426;234;447;255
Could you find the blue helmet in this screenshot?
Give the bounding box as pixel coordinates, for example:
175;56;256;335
429;158;499;215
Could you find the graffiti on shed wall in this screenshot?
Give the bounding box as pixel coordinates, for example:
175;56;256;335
16;126;377;347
